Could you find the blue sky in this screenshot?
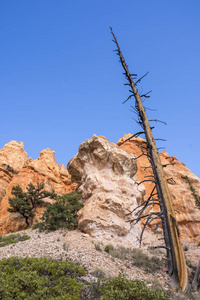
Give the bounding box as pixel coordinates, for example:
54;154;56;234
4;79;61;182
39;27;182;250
0;1;200;177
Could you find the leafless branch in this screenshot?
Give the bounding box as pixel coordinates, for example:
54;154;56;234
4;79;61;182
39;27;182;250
134;153;147;160
139;212;162;246
154;220;163;231
140;90;152;98
162;163;176;168
142;165;152;171
125;188;158;217
149;119;167;125
128;211;161;225
129;108;139;115
144;106;157;111
122;94;133;104
137;179;156;186
148;246;171;252
135;72;149;85
124;131;145;142
155;139;167;141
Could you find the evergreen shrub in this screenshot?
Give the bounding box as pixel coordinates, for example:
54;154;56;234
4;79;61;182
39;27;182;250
0;257;86;299
94;273;167;300
0;234;30;247
33;191;83;231
0;258;169;300
104;245;110;253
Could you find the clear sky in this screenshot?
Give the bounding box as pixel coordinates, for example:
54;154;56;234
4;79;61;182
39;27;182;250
0;1;200;177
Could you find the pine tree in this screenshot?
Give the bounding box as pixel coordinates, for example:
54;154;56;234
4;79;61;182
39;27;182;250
8;182;57;227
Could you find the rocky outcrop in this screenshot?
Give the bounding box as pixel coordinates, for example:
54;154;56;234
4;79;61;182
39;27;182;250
0;141;29;203
1;135;199;245
118;134;200;244
0;143;76;234
67;135;145;247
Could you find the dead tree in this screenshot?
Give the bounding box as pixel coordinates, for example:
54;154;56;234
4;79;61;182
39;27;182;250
110;27;189;292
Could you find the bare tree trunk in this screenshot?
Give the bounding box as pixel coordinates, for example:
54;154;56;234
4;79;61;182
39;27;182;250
110;27;189;292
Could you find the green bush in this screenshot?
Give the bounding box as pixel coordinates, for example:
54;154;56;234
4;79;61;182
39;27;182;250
33;191;83;231
0;233;20;242
94;273;167;300
20;234;31;242
104;245;110;253
0;257;86;299
0;258;169;300
0;234;30;247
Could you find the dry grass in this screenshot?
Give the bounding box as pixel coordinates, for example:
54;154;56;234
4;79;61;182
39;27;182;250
89;267;107;279
106;245;164;274
94;243;102;252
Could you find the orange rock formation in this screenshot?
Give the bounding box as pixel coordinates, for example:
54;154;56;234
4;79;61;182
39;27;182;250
117;134;200;244
0;141;76;234
0;137;199;245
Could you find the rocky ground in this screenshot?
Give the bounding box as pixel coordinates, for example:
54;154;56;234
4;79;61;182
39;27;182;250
0;227;199;300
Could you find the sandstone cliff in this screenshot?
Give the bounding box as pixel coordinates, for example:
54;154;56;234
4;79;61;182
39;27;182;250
67;135;145;247
0;142;76;234
0;136;199;245
117;133;200;244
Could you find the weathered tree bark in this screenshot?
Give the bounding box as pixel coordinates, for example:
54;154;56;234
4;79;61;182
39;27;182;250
110;27;189;292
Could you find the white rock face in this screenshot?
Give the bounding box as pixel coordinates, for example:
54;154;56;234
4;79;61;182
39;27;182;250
68;135;145;247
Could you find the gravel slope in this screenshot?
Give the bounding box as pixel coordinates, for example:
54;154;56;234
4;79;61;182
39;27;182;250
0;228;199;299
